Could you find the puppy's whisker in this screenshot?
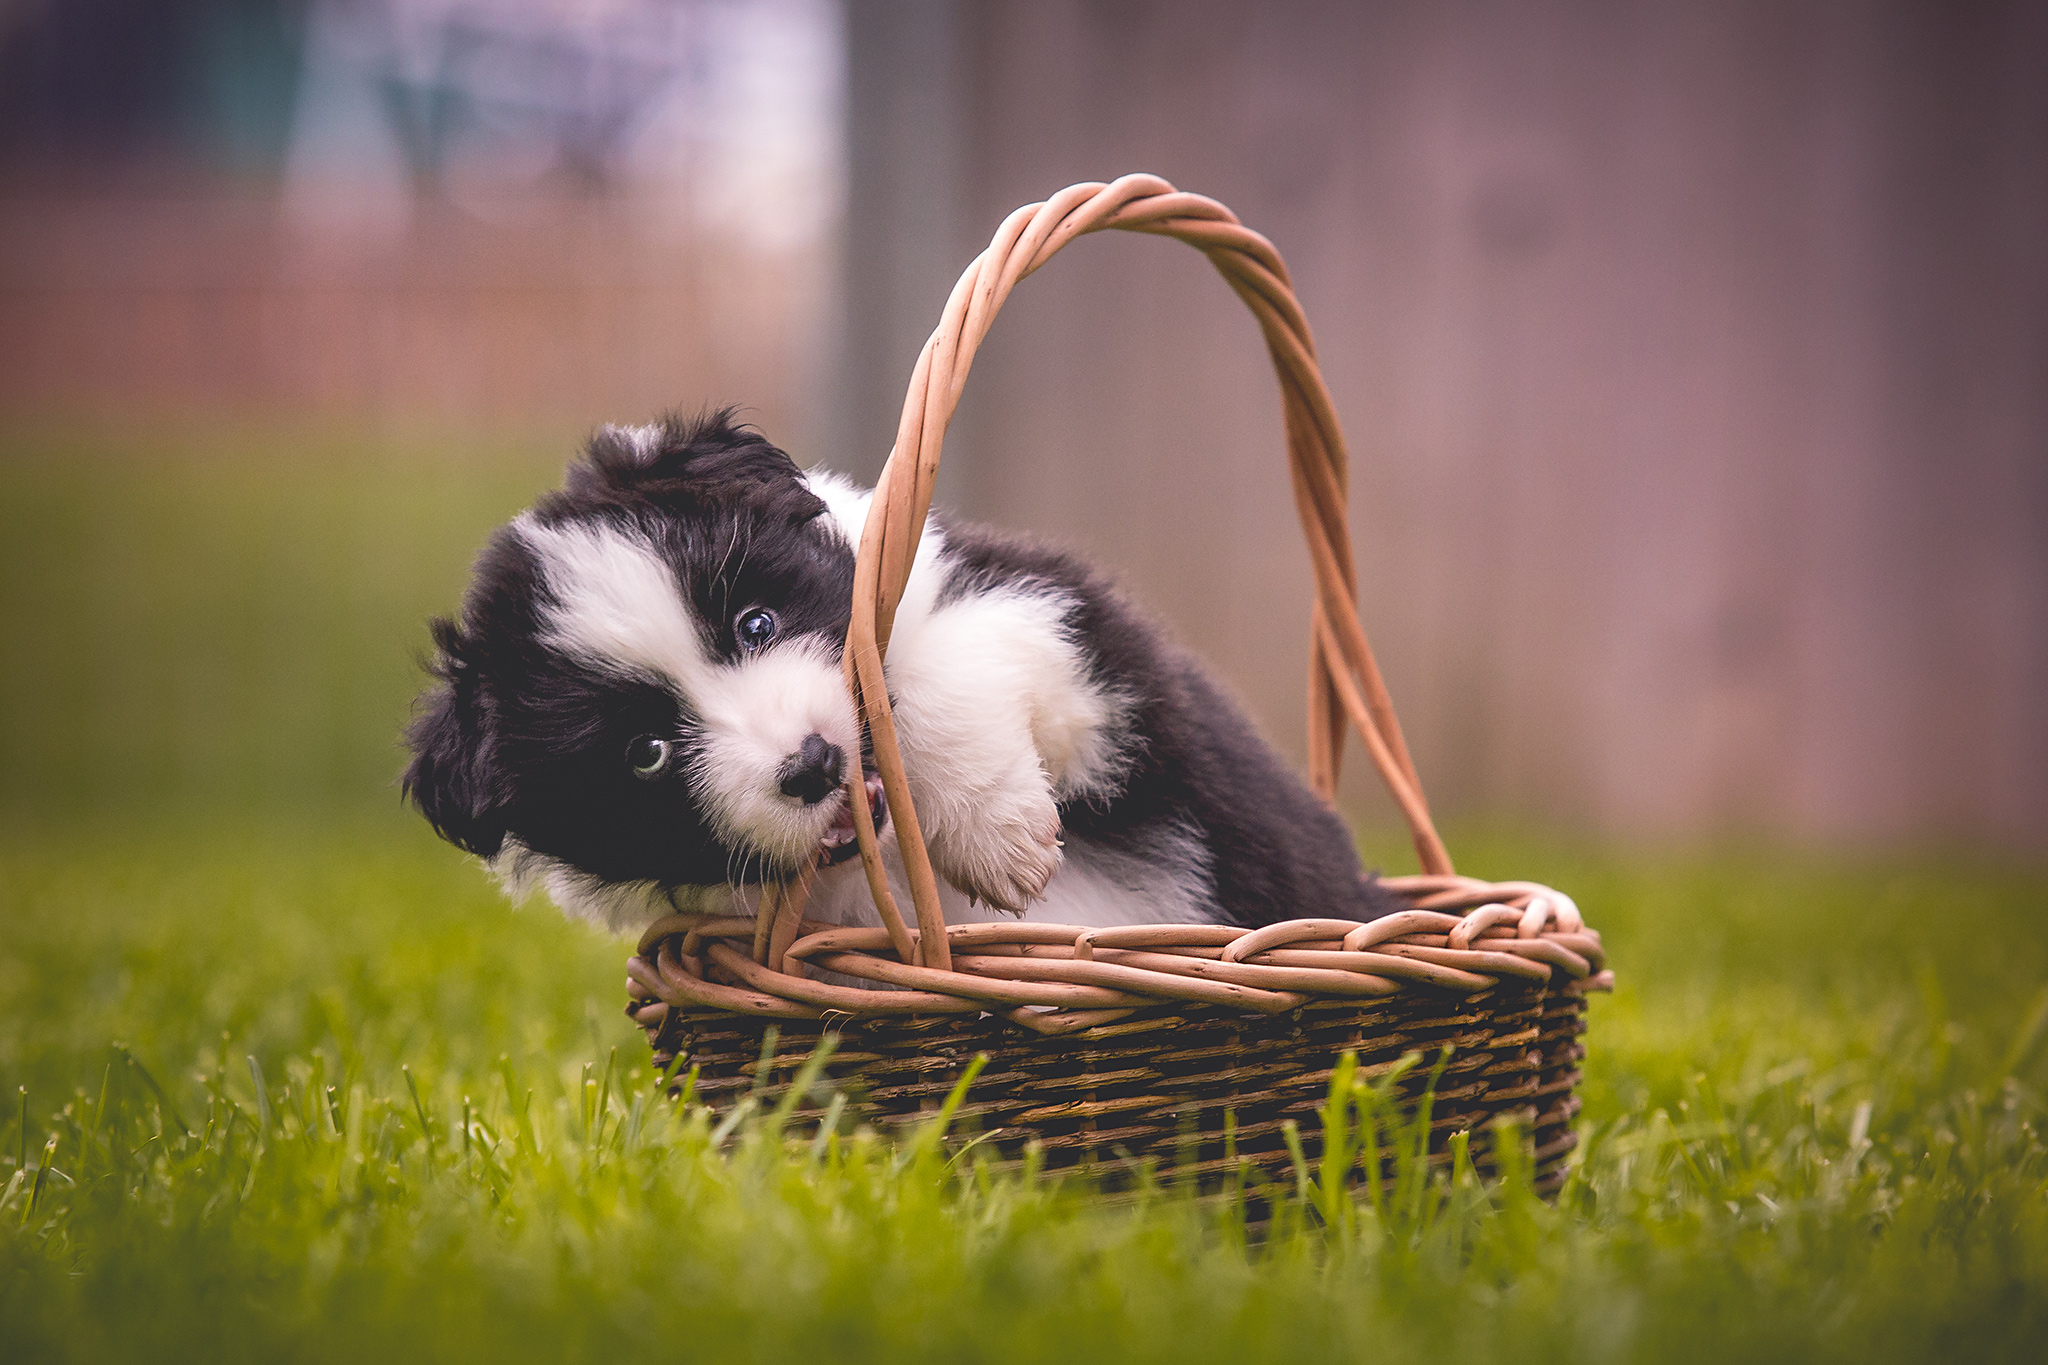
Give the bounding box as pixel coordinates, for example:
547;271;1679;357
730;519;756;591
713;517;744;617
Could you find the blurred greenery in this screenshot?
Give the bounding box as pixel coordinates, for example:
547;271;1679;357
0;419;571;823
2;423;2045;1362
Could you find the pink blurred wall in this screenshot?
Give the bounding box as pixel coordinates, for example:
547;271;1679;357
837;0;2048;849
0;194;826;441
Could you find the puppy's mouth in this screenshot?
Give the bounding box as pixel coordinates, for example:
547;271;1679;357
818;771;889;866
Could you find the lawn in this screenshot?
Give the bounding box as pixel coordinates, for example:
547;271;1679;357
2;424;2045;1363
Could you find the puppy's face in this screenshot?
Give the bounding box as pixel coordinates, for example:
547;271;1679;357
404;414;885;924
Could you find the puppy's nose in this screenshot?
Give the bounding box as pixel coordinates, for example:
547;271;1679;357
777;733;844;805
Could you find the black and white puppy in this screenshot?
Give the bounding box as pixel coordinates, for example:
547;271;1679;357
404;411;1393;936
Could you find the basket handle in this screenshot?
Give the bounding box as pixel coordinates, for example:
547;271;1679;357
842;174;1451;971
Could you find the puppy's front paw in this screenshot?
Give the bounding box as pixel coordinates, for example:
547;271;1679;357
929;800;1062;914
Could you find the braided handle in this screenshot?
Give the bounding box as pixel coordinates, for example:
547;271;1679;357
842;174;1451;971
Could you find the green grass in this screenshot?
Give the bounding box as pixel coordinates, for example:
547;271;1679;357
2;423;2046;1361
5;824;2045;1363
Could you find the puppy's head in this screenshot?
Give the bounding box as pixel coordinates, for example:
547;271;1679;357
403;411;885;931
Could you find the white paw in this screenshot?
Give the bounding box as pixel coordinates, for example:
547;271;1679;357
928;795;1063;914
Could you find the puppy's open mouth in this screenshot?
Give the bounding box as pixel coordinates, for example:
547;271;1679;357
819;772;889;866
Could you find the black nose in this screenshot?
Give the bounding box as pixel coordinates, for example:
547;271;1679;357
777;733;844;805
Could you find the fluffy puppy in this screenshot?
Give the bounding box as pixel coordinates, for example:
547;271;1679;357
404;411;1394;936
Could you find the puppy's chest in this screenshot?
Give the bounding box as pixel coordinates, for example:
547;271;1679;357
803;833;1216;934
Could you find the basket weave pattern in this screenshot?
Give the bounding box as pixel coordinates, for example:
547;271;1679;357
642;986;1592;1190
624;174;1612;1178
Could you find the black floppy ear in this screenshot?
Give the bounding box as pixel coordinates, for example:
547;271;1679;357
402;618;509;857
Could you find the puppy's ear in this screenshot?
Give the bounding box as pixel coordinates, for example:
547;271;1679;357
403;618;509;857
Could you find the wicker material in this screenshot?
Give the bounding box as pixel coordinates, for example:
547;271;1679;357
623;175;1612;1177
627;876;1608;1036
641;991;1592;1192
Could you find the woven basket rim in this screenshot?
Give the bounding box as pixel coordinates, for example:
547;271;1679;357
629;878;1611;1040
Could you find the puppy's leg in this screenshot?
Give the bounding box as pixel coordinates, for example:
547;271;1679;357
884;589;1111;912
914;730;1063;914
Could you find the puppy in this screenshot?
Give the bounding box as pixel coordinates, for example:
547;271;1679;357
404;411;1395;937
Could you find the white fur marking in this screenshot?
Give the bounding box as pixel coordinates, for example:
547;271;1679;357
602;423;664;462
515;513;717;694
493;837;746;934
800;825;1215;935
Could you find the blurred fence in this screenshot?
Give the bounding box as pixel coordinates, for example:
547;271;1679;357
0;194;827;441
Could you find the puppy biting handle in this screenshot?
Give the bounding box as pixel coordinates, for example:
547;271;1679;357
843;174;1453;971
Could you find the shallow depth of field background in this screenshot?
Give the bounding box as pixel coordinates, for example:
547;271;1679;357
2;3;2046;1362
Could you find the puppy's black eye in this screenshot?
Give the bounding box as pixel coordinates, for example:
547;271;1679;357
625;735;674;780
735;607;779;653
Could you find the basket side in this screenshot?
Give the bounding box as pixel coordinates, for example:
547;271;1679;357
639;985;1590;1196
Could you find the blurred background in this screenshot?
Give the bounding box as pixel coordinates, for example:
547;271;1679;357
1;0;2043;857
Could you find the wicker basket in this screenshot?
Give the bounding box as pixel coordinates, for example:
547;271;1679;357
625;174;1611;1190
